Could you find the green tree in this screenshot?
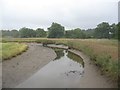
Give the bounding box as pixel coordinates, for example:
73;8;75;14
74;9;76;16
65;30;73;38
11;30;19;38
73;28;86;38
117;22;120;40
19;27;36;38
2;30;11;37
65;28;86;38
83;29;95;38
36;28;47;37
48;22;65;38
110;23;118;39
94;22;110;38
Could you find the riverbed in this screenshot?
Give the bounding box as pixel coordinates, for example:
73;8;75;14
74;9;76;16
2;43;56;88
2;43;117;88
17;49;84;88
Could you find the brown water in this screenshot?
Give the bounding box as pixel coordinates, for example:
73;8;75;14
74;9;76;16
17;49;84;88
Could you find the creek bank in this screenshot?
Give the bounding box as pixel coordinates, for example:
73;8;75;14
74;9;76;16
47;44;117;88
2;43;56;88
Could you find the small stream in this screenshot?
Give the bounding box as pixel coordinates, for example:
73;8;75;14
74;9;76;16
17;48;84;88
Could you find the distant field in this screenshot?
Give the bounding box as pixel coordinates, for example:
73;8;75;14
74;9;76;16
1;38;119;81
1;43;28;61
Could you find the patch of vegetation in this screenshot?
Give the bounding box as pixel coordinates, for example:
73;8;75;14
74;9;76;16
1;43;28;61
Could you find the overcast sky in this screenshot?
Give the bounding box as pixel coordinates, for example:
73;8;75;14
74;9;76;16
0;0;119;30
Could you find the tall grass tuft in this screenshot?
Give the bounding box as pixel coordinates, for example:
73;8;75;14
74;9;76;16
1;43;28;61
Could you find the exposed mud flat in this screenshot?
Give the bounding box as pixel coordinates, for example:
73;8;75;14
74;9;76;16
17;45;117;88
2;43;56;88
2;44;117;88
17;49;84;88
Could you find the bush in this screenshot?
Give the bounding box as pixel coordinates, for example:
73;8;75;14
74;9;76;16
96;54;110;69
107;60;118;80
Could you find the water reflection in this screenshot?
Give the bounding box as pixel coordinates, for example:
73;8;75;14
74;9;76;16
53;48;64;60
67;51;84;67
17;48;84;88
54;48;84;67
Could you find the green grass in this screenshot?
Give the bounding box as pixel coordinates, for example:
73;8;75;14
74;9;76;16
1;42;28;61
64;39;118;81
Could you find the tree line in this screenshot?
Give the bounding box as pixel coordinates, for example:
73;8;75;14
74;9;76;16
2;28;47;38
1;22;119;39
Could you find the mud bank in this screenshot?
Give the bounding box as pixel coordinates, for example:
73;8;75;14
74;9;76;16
2;43;56;88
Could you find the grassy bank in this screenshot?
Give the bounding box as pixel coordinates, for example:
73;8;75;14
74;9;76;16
36;38;119;82
66;40;118;81
2;38;119;82
1;43;28;61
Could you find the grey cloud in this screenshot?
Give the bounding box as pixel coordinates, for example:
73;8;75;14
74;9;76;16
1;0;119;30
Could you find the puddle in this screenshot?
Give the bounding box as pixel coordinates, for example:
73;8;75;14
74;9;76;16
17;48;84;88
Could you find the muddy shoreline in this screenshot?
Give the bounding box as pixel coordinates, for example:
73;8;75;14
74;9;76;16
2;43;56;88
68;49;117;88
2;43;117;88
47;44;117;88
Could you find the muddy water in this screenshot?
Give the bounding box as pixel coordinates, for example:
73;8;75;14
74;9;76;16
17;49;84;88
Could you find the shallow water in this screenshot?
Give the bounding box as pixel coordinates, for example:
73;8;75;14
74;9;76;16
17;49;84;88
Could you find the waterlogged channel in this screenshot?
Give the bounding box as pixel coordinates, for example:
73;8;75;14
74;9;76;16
17;48;84;88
